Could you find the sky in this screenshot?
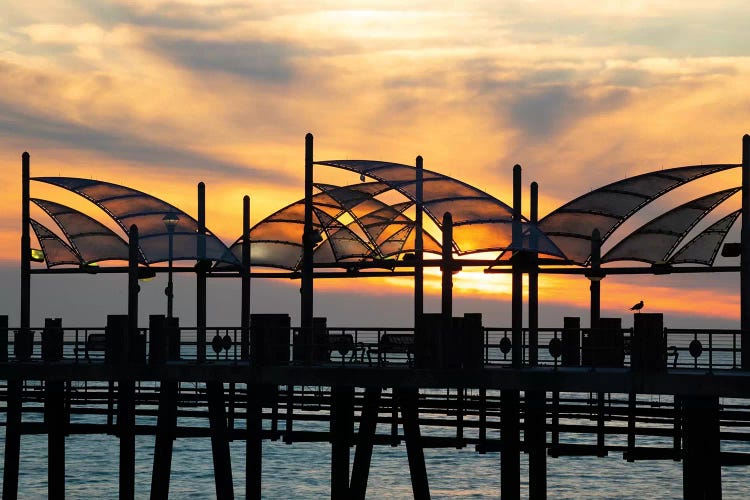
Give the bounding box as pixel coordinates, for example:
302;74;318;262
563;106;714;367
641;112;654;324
1;1;749;329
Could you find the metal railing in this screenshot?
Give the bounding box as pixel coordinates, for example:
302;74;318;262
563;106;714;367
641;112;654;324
0;325;744;372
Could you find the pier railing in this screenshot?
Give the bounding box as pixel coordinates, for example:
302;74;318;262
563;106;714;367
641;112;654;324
0;325;743;371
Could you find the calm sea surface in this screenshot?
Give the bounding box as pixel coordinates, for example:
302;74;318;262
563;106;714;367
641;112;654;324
1;392;749;499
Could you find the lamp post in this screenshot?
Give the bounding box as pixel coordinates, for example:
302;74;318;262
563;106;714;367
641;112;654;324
163;213;179;318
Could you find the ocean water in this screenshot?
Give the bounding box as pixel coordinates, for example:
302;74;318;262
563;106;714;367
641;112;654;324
1;394;749;499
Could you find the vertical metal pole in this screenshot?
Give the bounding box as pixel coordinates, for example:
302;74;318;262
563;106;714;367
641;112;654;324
21;151;30;333
441;212;453;369
590;229;602;332
527;182;546;498
197;182;207;362
415;156;424;330
503;164;522;499
120;225;139;500
302;133;314;363
167;226;174;318
529;182;539;366
242;195;251;360
742;134;750;369
511;165;523;368
4;152;29;500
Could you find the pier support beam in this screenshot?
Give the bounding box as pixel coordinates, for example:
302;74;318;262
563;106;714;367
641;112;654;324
207;381;234;499
46;368;66;496
350;387;382;499
527;391;546;499
246;384;266;500
3;379;22;500
682;396;722;499
501;389;521;499
398;388;431;499
150;380;178;499
331;386;354;499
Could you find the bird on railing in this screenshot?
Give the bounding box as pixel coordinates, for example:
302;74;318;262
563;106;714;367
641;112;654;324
629;300;644;313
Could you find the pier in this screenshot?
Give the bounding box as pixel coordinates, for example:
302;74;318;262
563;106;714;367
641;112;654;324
3;135;750;498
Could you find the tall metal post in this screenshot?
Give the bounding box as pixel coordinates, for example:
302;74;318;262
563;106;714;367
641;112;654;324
4;152;30;500
511;164;523;368
415;156;424;330
527;181;546;499
742;134;750;369
441;211;453;368
21;151;30;333
241;195;251;360
301;133;314;363
197;182;207;362
529;182;539;366
590;229;602;332
163;214;178;319
502;164;522;500
120;224;139;500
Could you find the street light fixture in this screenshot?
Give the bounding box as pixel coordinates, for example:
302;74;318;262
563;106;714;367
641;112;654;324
162;212;179;318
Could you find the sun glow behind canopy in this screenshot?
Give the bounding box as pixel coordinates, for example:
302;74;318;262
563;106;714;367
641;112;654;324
316;160;565;258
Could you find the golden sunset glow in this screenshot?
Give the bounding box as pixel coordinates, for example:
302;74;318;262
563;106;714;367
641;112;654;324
2;1;749;325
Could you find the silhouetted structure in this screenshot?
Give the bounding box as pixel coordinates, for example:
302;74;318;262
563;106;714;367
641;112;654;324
3;134;750;499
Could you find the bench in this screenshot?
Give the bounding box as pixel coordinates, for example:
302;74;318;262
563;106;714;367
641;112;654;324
75;333;107;360
368;333;414;366
327;334;366;364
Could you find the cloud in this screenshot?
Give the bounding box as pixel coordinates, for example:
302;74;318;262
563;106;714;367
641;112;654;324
510;85;630;138
149;36;303;83
0;100;294;184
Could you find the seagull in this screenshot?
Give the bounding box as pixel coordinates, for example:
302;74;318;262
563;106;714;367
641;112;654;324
629;300;644;313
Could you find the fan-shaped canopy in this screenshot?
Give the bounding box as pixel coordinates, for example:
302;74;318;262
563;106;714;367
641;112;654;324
29;219;82;267
669;210;741;266
32;177;239;265
230;183;443;270
315;160;565;258
602;188;740;264
539;164;739;265
32;199;131;265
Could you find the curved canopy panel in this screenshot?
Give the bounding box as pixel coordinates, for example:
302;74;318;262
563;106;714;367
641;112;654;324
539;164;739;264
316;160;564;258
32;177;238;265
32;199;132;265
315;183;442;258
236;189;379;270
602;188;740;264
669;210;741;266
29;219;82;267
